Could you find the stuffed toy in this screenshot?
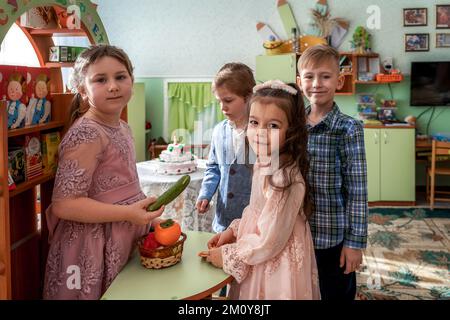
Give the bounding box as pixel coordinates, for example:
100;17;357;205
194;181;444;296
26;73;51;126
6;72;27;129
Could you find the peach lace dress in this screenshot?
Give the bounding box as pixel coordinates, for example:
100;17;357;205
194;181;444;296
43;117;149;300
221;163;320;300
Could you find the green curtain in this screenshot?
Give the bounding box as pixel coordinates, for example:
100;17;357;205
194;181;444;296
168;82;224;137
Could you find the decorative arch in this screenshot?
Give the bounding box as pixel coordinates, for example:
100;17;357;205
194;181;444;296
0;0;109;45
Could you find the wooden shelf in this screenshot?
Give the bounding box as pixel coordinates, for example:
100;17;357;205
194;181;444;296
354;80;380;84
45;62;74;68
336;92;354;96
9;173;55;198
8;121;65;138
27;28;86;37
341;51;379;57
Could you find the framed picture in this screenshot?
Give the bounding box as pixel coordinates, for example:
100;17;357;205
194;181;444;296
436;5;450;28
403;8;427;26
436;33;450;47
405;33;429;51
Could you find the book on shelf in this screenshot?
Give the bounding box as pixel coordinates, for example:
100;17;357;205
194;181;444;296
8;171;16;191
41;131;61;174
8;146;26;185
25;133;43;180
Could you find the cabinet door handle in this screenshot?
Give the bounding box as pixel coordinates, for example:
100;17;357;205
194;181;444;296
0;261;5;275
384;131;388;144
374;132;379;144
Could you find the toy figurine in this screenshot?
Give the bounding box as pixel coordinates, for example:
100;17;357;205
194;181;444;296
26;74;51;126
6;72;27;129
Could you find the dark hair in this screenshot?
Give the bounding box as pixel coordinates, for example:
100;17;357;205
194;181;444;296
250;83;312;218
212;62;255;100
68;44;134;126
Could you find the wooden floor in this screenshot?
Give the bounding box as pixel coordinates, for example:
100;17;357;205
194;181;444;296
415;191;450;209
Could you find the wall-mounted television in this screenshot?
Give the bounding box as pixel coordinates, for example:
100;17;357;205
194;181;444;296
410;61;450;106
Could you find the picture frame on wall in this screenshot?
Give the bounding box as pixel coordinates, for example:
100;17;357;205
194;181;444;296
405;33;429;52
403;8;427;26
436;33;450;47
436;5;450;28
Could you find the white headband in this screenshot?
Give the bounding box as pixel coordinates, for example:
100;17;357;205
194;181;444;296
253;79;298;96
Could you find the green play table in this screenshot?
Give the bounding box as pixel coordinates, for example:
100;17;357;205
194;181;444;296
102;231;232;300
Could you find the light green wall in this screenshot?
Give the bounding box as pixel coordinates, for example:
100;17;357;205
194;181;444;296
127;83;146;162
136;76;450;185
97;0;450;76
135;78;165;159
130;0;450;182
138;76;450;140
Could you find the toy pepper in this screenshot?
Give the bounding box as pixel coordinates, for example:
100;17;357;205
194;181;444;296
6;72;27;129
26;74;51;126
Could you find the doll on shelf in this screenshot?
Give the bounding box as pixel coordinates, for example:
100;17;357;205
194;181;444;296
5;72;27;130
26;74;51;126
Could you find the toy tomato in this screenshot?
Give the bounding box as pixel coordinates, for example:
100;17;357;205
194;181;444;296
143;232;159;250
154;219;181;246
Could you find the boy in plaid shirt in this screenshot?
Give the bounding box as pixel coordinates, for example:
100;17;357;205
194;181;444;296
297;45;368;300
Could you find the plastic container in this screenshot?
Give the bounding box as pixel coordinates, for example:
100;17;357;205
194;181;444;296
376;73;404;83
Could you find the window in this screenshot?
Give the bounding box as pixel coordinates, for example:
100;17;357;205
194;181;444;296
0;24;40;67
164;80;224;146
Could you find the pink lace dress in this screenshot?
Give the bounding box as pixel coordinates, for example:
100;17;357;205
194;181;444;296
43;117;149;300
221;163;320;300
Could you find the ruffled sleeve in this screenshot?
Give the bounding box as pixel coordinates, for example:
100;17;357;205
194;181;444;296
228;218;241;237
222;170;305;283
52;120;105;201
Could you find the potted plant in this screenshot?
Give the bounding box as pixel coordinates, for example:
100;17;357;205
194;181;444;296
350;26;371;53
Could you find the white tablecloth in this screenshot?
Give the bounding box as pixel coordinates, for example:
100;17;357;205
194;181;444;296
137;160;215;232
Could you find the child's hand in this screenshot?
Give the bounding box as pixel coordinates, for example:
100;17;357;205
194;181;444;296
196;199;209;214
340;247;363;274
212;228;235;248
204;247;223;268
207;232;221;249
128;196;165;226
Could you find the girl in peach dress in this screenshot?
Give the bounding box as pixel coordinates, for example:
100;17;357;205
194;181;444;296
43;45;164;299
201;80;320;300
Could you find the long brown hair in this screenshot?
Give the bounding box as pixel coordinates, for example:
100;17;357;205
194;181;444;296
250;83;312;218
68;44;134;126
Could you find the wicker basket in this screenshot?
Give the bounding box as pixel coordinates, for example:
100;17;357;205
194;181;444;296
138;232;187;269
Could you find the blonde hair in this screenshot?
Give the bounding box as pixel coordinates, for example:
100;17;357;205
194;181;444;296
212;62;255;100
69;44;134;125
297;44;340;73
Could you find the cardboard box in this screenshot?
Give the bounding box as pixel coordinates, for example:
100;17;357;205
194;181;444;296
41;132;60;174
49;46;86;62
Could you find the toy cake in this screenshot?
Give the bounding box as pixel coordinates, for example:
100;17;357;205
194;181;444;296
157;136;197;175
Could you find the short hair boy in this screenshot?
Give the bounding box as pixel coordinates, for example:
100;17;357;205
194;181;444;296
297;44;368;300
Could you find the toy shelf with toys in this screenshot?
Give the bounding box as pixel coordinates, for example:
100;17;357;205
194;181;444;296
0;1;109;300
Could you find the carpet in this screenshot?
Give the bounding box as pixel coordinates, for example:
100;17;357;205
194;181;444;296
356;208;450;300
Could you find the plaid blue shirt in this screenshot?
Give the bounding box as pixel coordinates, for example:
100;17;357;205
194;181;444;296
306;104;368;250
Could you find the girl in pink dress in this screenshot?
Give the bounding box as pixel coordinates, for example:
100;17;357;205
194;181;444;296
43;45;165;299
201;80;320;300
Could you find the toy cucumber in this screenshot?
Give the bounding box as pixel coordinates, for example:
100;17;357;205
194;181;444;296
147;175;191;211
